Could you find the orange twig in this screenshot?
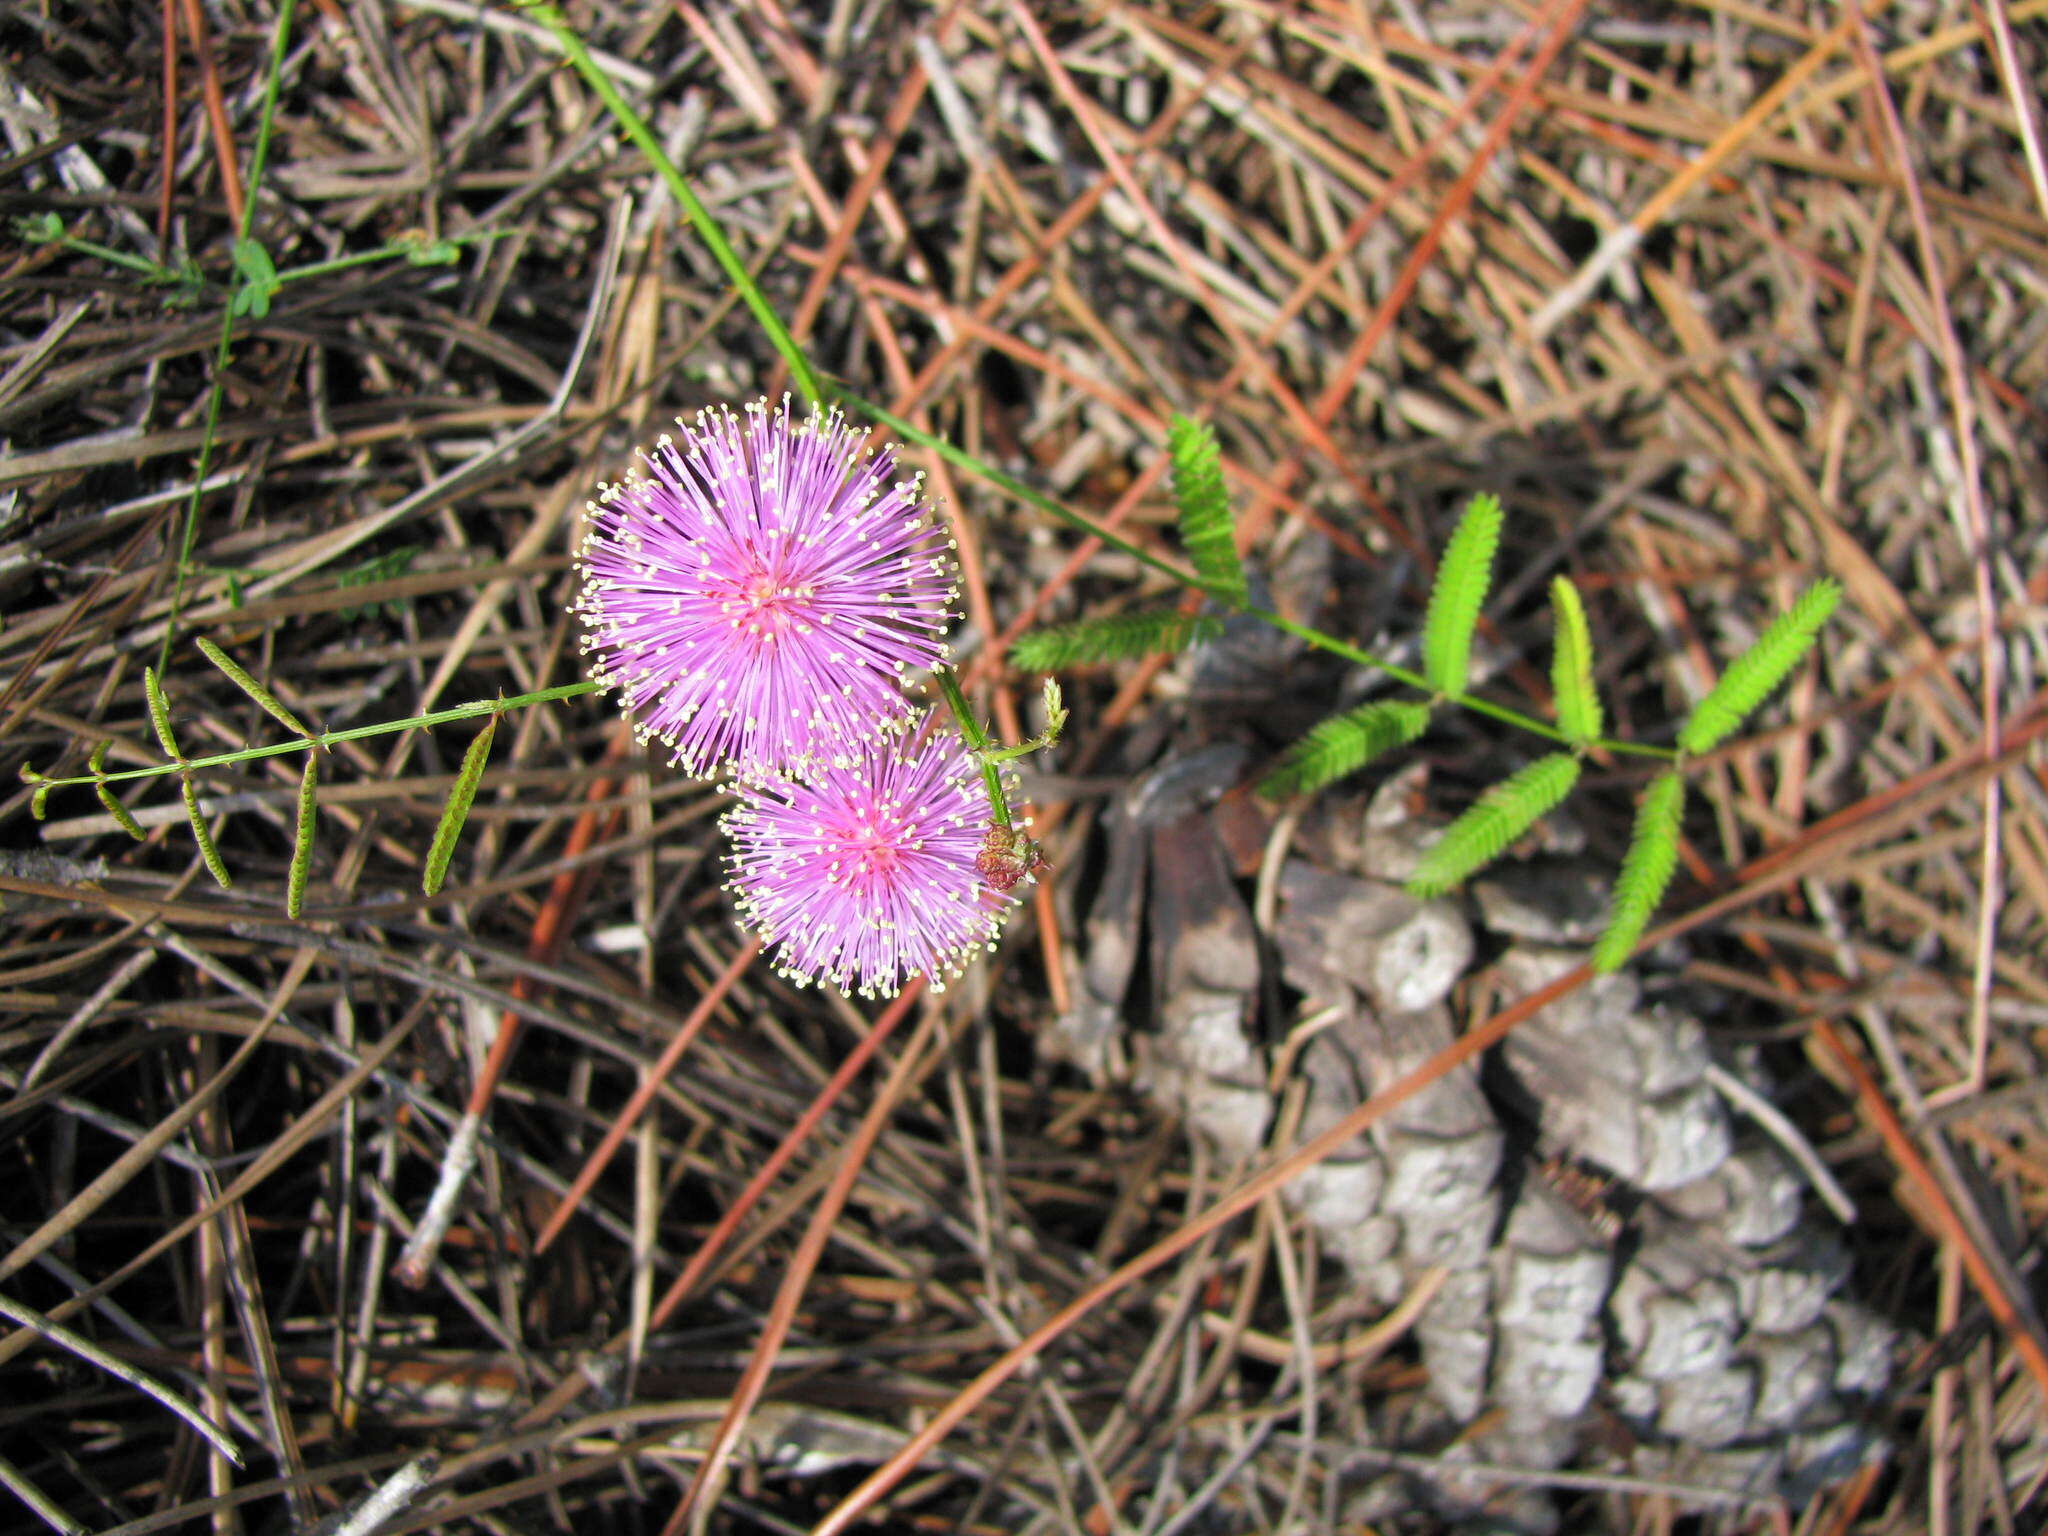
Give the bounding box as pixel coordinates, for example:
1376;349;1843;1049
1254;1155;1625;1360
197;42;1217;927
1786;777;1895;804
1810;1018;2048;1400
531;937;762;1257
176;0;243;229
646;977;925;1329
664;986;941;1532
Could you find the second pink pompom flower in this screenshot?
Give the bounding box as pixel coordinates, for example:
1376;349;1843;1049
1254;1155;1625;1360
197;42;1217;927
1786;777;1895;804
575;400;958;780
722;721;1018;998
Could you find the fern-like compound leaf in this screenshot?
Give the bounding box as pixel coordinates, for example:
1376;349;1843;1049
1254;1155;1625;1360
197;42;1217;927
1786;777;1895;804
197;638;316;742
1592;770;1686;973
144;666;182;761
1549;576;1602;745
181;779;232;888
96;782;146;841
1421;491;1504;697
1260;700;1431;799
288;753;317;920
424;714;496;898
1010;609;1223;672
1167;414;1247;609
1677;578;1842;756
1406;751;1581;898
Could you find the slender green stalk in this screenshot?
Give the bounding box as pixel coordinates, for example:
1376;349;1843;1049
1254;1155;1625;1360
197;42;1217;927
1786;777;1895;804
32;681;599;790
266;232;485;285
523;2;823;405
538;5;1674;770
853;398;1669;760
933;669;1011;829
31;230;179;281
157;0;300;677
854;396;1202;593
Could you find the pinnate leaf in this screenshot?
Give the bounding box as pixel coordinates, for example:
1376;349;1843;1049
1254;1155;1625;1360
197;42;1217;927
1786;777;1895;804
1549;576;1602;745
97;782;147;841
182;779;232;888
197;638;316;741
144;667;182;760
1167;414;1247;608
1406;752;1580;898
424;715;496;898
1677;579;1841;755
1010;609;1222;672
1422;492;1504;697
1592;771;1686;972
1260;700;1431;798
288;754;317;920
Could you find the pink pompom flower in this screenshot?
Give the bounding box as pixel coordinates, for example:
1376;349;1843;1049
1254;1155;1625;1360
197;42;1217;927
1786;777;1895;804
574;399;957;779
722;720;1023;998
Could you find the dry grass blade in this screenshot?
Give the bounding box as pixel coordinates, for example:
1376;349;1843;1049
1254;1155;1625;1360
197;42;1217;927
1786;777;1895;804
0;1291;242;1464
0;1011;281;1290
0;1453;87;1536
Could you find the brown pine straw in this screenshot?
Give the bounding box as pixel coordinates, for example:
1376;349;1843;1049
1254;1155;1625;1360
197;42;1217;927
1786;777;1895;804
645;974;927;1330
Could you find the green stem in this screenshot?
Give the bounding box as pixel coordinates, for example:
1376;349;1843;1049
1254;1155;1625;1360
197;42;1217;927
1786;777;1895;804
272;230;499;287
157;0;300;679
41;681;600;790
933;669;1011;830
57;236;181;282
855;395;1195;593
1254;607;1668;758
525;2;823;406
545;11;1673;770
850;396;1670;761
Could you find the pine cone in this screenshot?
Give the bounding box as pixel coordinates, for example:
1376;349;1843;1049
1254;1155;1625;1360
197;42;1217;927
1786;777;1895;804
1048;754;1895;1528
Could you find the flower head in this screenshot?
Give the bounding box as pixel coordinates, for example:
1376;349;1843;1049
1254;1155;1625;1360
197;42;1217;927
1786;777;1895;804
575;399;957;779
722;720;1022;998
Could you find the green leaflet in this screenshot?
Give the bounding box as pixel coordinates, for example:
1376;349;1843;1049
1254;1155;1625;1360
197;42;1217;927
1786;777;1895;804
96;782;147;841
287;753;317;920
182;779;232;888
197;638;316;742
1260;700;1431;799
423;714;497;898
1592;771;1686;973
1421;492;1504;698
144;666;183;761
1009;609;1223;672
1167;414;1247;609
1678;579;1841;756
1406;752;1581;899
1549;576;1602;746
